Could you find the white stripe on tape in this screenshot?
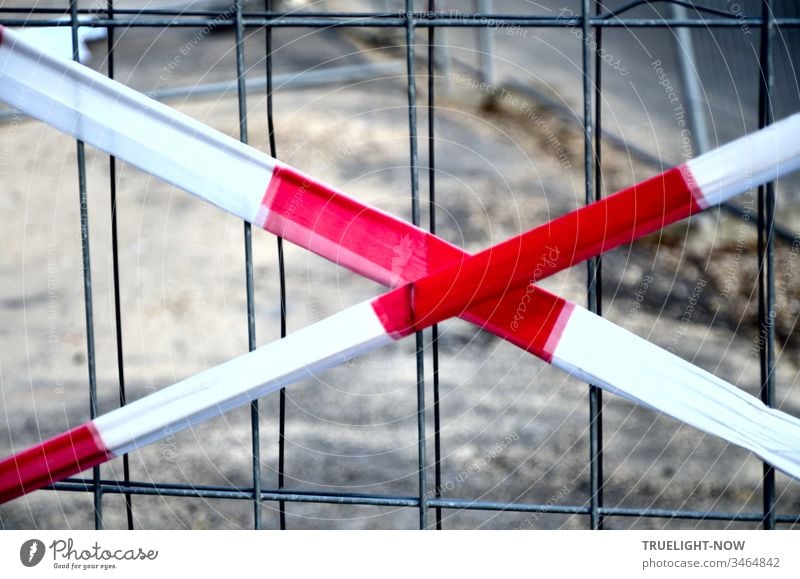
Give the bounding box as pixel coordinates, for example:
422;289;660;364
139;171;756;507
551;306;800;478
0;27;274;224
94;301;391;455
687;113;800;209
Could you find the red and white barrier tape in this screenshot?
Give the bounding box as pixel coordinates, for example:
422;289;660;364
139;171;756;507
2;24;798;355
1;25;799;503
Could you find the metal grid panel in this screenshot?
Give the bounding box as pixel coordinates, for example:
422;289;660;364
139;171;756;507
0;0;798;530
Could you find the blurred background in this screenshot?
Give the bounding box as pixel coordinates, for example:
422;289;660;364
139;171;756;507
0;0;798;529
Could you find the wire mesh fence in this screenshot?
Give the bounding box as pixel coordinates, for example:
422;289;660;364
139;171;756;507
0;0;798;530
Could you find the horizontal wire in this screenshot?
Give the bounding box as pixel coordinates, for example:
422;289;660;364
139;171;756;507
1;16;799;28
45;479;800;524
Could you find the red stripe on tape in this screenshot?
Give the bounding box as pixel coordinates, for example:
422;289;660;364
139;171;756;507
264;166;577;357
374;166;701;336
460;286;573;363
0;422;109;503
265;164;697;353
262;163;461;287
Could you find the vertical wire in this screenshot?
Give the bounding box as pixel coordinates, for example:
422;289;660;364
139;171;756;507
69;0;102;529
104;0;134;530
405;0;428;530
233;0;262;530
263;0;288;531
757;0;776;531
591;4;604;308
590;0;605;531
427;0;442;531
582;0;603;531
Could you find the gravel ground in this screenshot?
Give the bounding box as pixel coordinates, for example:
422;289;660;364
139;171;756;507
0;1;798;529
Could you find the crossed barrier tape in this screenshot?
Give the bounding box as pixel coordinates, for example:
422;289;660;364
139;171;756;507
0;25;799;505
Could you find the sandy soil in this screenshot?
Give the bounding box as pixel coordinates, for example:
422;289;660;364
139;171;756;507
0;2;798;530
